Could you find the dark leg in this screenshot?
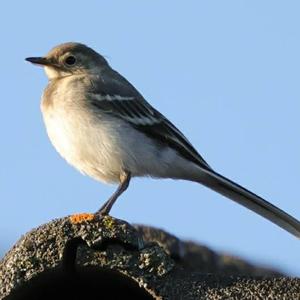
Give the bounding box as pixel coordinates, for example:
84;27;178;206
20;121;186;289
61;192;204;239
97;171;131;216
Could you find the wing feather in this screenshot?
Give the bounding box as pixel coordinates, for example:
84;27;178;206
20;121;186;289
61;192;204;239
87;71;211;169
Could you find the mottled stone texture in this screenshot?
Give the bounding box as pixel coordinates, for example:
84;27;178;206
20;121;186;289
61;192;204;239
0;215;299;299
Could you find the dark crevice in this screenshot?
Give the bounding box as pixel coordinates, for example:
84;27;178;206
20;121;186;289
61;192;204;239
5;266;154;300
91;237;142;252
62;237;85;273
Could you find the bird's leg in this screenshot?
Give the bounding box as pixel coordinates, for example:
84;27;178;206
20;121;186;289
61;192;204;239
97;171;131;216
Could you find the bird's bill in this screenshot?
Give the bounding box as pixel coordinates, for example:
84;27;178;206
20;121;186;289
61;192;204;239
25;57;50;66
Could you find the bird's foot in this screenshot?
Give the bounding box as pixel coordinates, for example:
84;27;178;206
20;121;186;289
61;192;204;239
96;171;131;216
96;200;112;217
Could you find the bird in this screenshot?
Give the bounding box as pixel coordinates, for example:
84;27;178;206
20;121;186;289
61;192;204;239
26;42;300;237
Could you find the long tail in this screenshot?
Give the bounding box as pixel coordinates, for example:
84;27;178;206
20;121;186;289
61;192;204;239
197;168;300;238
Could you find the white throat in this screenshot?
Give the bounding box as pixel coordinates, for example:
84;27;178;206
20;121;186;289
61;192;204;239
44;66;70;80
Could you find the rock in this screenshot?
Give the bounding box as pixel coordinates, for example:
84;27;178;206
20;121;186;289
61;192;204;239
0;214;299;299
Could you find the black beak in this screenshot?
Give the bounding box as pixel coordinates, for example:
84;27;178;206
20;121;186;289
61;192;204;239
25;57;50;66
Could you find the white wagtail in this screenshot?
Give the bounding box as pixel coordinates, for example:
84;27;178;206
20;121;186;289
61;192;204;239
26;42;300;237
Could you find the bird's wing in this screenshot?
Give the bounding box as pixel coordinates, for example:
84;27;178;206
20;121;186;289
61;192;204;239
87;70;211;170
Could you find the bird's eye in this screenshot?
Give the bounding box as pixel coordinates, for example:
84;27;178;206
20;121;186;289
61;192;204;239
64;55;76;66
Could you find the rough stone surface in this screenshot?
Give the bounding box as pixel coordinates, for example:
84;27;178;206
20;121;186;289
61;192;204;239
0;214;298;299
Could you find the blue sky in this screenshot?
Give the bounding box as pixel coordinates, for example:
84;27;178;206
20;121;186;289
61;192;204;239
1;1;300;275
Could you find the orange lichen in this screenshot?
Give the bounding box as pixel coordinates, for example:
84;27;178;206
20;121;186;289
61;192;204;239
69;213;95;224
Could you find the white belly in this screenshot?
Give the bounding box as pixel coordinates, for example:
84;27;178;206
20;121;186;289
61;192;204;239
42;102;125;183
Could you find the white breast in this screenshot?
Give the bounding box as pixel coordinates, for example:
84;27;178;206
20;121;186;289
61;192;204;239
41;77;126;184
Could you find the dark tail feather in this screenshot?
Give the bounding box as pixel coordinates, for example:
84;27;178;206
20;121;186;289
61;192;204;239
198;168;300;238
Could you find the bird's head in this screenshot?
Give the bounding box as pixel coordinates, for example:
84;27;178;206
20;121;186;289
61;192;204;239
26;42;109;80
